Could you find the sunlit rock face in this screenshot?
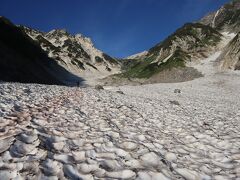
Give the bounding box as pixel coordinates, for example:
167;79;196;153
199;0;240;32
21;26;120;85
218;32;240;70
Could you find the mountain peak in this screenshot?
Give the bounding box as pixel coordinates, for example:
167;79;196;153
18;21;120;85
75;34;94;47
47;29;70;37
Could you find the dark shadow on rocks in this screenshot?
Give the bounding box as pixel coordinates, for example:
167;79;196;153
0;16;85;87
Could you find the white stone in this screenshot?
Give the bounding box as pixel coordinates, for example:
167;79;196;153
72;151;86;162
63;165;93;180
140;152;160;167
0;170;17;180
120;141;138;151
136;171;152;180
151;172;170;180
165;152;177;162
106;170;136;179
175;168;199;180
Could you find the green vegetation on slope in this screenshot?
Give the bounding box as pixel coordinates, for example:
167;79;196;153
120;49;187;78
118;23;221;79
149;23;222;56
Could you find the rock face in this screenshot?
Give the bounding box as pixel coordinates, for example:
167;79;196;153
21;26;120;85
126;50;148;60
199;0;240;72
148;23;222;61
119;23;221;81
218;32;240;70
199;0;240;32
0;17;82;85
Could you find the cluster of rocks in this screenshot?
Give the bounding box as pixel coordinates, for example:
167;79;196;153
0;77;240;179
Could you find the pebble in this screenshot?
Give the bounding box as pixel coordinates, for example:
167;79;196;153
120;141;138;151
105;170;136;179
0;137;14;153
53;154;73;164
10;140;38;157
137;171;152;180
165;152;177;162
0;170;17;180
175;168;199;180
41;159;62;176
151;172;170;180
140;152;160;167
63;165;93;180
72;151;86;162
17;132;38;144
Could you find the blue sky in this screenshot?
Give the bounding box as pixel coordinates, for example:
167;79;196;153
1;0;229;58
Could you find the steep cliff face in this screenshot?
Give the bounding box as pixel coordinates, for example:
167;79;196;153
147;23;222;61
199;0;240;71
199;0;240;32
0;17;82;85
218;33;240;70
21;27;120;85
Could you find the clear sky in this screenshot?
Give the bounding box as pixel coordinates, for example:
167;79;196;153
1;0;229;58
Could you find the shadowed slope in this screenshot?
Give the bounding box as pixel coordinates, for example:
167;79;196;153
0;16;84;86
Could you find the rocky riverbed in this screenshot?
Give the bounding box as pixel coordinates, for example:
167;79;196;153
0;70;240;179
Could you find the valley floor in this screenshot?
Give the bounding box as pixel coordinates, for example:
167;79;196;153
0;68;240;179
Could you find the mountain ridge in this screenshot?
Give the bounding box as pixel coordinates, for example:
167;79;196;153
199;0;240;32
20;26;120;85
0;0;239;85
115;23;222;81
0;16;83;85
109;0;240;85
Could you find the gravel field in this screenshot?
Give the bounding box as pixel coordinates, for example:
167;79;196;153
0;68;240;180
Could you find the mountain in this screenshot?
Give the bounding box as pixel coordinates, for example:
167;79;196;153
199;0;240;33
0;16;82;85
110;0;240;85
118;23;222;81
1;0;239;86
21;26;120;85
218;32;240;70
199;0;240;71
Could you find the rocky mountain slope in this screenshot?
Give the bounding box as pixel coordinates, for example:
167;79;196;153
111;0;240;85
199;0;240;71
107;23;222;85
21;26;120;85
0;16;82;85
199;0;240;32
218;32;240;70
